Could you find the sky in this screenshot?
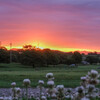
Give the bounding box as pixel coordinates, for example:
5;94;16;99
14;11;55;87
0;0;100;52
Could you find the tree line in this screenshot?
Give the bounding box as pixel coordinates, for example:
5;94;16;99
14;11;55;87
0;45;100;67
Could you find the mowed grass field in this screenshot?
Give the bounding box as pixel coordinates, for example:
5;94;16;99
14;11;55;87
0;63;100;88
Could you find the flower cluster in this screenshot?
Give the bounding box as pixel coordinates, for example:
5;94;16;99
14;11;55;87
0;69;100;100
11;82;21;100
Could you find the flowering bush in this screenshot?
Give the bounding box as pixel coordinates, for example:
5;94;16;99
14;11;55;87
1;70;100;100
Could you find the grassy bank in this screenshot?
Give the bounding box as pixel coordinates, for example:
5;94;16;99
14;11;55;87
0;63;100;88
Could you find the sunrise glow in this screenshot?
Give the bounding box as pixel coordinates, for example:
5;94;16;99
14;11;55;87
0;0;100;52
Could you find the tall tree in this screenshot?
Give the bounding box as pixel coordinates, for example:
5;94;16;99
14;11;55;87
0;47;10;63
72;51;82;64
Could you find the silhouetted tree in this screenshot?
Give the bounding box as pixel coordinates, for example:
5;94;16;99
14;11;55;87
0;47;9;63
20;49;46;67
72;51;82;64
86;55;99;64
43;49;60;66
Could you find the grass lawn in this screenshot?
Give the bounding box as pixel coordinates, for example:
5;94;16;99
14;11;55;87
0;63;100;88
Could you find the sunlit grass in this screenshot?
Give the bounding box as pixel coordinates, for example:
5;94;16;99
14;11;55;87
0;63;100;88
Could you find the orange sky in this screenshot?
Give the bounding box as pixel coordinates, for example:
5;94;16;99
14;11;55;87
0;0;100;52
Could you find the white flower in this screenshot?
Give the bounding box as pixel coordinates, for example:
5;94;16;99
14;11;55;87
91;70;98;75
51;93;57;99
47;81;55;89
31;94;34;98
66;88;72;93
87;85;95;93
16;87;21;94
41;96;47;100
38;80;44;85
11;82;16;87
4;97;12;100
0;97;4;100
47;81;54;86
47;88;57;94
41;92;45;96
81;97;90;100
46;73;53;79
76;86;84;94
88;70;98;78
23;79;31;87
88;78;99;85
36;97;40;100
81;77;87;81
57;85;64;91
65;95;73;99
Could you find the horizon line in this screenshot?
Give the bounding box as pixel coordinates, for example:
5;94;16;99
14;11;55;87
2;45;100;54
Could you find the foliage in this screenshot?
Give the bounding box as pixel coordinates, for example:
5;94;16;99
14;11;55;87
86;55;99;64
0;46;83;67
0;47;10;63
72;51;82;64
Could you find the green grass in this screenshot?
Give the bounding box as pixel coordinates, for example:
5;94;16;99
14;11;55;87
0;63;100;88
